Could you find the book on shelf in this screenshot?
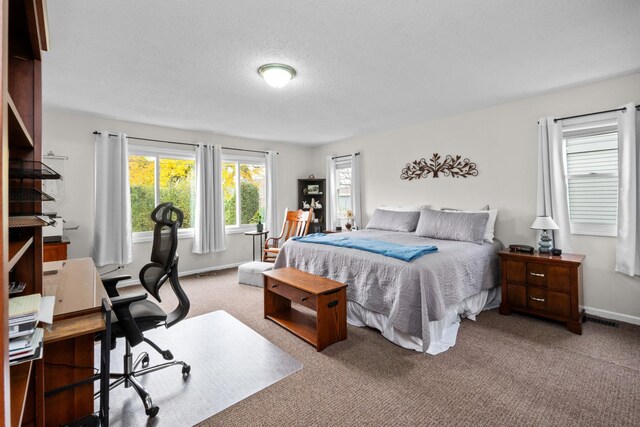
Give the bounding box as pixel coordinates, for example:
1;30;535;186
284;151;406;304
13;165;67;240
9;328;44;365
9;320;37;339
9;293;41;317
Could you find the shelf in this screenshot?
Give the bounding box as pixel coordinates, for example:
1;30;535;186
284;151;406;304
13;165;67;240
9;159;61;180
267;308;318;347
9;187;54;202
7;94;33;149
9;216;51;229
8;237;34;270
9;361;32;427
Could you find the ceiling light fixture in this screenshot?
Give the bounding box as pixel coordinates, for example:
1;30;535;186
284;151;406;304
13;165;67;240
258;63;296;89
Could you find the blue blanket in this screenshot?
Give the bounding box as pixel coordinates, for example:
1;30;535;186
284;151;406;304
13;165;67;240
291;233;437;262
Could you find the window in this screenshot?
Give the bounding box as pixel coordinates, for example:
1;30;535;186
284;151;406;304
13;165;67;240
334;159;352;219
128;147;196;238
222;154;266;231
563;126;618;236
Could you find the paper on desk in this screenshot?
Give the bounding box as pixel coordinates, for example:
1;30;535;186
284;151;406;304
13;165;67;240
38;296;55;324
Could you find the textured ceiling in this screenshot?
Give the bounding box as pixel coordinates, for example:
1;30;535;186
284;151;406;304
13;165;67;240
43;1;640;144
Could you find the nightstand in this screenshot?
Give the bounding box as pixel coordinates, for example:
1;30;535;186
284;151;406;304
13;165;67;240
498;249;585;334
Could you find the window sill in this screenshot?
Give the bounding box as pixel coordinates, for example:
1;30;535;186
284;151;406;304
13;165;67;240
226;226;259;235
133;229;194;243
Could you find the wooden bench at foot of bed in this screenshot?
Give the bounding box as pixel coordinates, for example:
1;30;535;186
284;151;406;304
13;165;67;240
263;267;347;351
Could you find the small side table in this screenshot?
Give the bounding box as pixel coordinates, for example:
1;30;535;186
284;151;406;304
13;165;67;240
498;249;585;334
244;230;269;261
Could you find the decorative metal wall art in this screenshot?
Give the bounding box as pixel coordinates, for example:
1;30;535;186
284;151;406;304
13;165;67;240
400;153;478;180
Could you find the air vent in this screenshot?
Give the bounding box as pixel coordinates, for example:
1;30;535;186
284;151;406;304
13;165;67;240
584;316;618;327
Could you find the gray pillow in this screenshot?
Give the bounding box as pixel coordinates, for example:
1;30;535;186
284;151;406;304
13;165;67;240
366;209;421;232
415;209;489;244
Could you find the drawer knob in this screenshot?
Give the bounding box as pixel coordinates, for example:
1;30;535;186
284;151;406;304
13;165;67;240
301;297;308;302
529;296;546;302
271;284;278;288
530;272;545;277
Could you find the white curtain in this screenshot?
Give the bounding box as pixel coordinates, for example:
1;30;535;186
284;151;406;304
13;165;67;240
615;103;640;276
93;131;133;267
193;143;226;254
325;156;337;230
536;118;572;252
351;153;362;229
265;151;279;238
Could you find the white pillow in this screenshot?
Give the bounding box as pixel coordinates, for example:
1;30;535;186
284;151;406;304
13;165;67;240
380;204;429;212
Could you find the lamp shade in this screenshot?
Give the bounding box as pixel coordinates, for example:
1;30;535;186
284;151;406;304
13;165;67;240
530;216;559;231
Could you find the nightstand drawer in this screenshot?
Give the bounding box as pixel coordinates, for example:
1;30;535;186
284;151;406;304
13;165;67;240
527;287;548;311
527;263;547;287
525;288;571;317
266;278;317;310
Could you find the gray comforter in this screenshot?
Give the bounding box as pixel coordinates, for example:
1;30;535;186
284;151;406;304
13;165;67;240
274;229;500;350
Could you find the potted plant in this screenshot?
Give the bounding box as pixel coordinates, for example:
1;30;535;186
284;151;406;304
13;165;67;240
345;210;354;231
252;212;264;232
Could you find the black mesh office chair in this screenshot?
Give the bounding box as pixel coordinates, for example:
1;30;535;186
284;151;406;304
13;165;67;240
100;202;191;417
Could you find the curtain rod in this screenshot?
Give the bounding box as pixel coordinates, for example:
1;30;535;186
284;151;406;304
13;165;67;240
553;104;640;123
332;152;360;160
92;131;276;155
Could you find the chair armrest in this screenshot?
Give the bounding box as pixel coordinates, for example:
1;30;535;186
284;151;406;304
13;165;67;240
100;275;132;298
109;293;148;347
110;292;147;308
264;237;281;249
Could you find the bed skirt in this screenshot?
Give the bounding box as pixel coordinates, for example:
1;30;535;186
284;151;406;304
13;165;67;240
347;287;501;355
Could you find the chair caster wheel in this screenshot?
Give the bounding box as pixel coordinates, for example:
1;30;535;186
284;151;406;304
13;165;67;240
182;364;191;376
146;405;159;417
142;355;150;368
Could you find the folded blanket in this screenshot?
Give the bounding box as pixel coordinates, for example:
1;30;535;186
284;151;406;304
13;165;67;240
291;233;437;262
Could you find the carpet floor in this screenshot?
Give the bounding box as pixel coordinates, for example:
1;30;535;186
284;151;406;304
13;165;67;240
141;268;640;426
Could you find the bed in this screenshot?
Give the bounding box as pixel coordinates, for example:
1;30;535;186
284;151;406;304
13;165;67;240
273;217;501;355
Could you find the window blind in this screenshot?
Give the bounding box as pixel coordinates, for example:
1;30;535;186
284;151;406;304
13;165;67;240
565;132;618;234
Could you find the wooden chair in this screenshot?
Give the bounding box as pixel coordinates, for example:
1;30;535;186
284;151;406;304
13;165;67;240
263;208;313;262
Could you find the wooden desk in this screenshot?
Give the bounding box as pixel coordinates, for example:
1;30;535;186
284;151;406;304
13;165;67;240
42;258;108;426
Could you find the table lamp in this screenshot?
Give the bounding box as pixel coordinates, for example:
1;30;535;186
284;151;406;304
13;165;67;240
530;216;559;253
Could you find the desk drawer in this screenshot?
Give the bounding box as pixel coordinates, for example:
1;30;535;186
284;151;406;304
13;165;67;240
266;278;316;310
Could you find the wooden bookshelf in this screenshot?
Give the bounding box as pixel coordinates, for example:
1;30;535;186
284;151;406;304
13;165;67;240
1;0;50;425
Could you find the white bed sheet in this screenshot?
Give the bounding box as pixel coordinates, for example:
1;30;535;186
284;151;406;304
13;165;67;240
347;287;501;355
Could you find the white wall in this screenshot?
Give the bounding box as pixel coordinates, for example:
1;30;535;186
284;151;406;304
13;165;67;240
311;72;640;323
42;109;313;279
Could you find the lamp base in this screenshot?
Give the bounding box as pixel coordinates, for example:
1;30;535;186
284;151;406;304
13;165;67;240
538;230;553;253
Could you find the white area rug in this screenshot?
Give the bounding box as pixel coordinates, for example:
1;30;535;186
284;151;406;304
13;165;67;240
105;310;302;426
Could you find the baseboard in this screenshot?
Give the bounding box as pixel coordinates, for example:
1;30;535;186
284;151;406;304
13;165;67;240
117;261;249;287
582;305;640;326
